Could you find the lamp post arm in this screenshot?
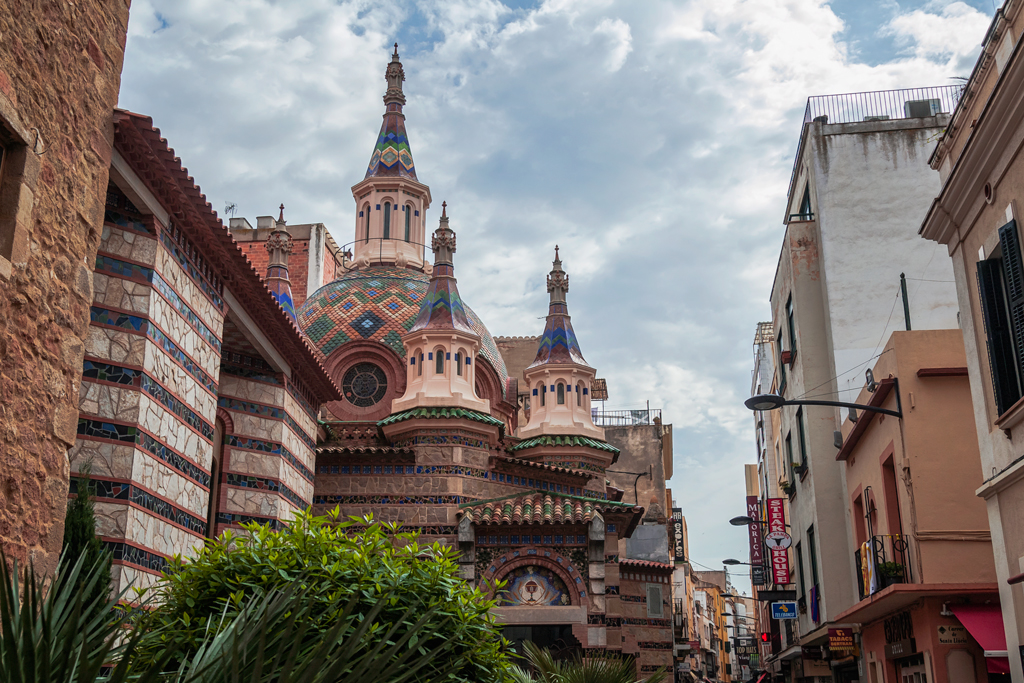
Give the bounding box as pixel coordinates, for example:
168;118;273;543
781;398;901;419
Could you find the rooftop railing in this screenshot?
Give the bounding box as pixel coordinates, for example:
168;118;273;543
591;408;662;426
787;85;965;205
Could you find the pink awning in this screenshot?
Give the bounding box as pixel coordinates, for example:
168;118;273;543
951;604;1010;674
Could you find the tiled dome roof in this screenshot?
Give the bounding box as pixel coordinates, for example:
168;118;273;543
297;265;508;395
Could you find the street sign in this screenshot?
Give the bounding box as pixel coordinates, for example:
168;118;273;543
765;530;792;549
937;625;968;645
771;601;798;619
756;590;797;602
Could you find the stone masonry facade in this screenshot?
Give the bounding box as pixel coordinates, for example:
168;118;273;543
0;0;130;575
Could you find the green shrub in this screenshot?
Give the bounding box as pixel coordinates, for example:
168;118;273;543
134;509;511;683
62;465;112;609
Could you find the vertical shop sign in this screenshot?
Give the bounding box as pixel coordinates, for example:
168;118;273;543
767;498;790;585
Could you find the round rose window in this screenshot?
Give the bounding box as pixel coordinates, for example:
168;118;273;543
342;363;388;407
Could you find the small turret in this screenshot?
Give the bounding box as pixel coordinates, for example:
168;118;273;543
264;204;297;322
391;204;489;413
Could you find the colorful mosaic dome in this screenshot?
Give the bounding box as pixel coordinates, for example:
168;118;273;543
297;266;508;396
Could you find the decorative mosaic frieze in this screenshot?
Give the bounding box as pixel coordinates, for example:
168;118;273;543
95;254;223;353
104;209;152;235
74;476;207;536
620;595;647;603
147;324;218;395
605;585;620;594
541;459;606;474
218;397;316;449
77;418;212;488
151;272;222;352
312;494;471;505
286;377;318;421
159;230;225;310
224;473;307;509
605;617;622;627
637;642;672;650
221;350;275;372
90;306;147;333
476;533;588;546
391;433;488;449
216;512;282;530
104;541;168;573
221;363;280;385
226;435;314;483
588;614;606;625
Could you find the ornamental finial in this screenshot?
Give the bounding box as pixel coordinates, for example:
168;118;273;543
442;201;447;218
555;245;559;261
394;42;399;57
278;203;285;223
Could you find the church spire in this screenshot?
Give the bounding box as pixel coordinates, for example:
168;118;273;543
264;204;297;322
530;246;586;368
365;43;416;179
409;202;473;333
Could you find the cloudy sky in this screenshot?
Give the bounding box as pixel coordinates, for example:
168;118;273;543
118;0;993;591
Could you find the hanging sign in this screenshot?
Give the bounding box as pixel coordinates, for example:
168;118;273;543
672;508;685;562
767;498;790;584
747;496;766;585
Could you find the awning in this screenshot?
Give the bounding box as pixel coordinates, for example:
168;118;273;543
951;604;1010;674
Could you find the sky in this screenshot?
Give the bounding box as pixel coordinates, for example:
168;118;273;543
118;0;994;593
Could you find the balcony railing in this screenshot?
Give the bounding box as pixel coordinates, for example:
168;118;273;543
788;85;965;207
854;534;913;600
591;408;662;426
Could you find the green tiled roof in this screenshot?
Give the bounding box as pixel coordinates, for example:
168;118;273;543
378;406;505;428
507;434;619;454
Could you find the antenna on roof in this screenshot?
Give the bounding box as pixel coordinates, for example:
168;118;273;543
224;202;238;218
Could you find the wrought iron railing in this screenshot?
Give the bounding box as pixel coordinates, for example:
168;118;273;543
854;534;913;600
787;85;965;209
591;408;662;426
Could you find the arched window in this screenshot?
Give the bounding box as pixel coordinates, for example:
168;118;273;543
455;352;463;376
405;204;412;242
541;384;546;407
557;383;565;404
418;352;423;376
435;348;445;375
383;202;391;239
364;205;370;243
414;349;422;377
577;382;582;406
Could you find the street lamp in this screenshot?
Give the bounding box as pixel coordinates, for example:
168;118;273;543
729;516;755;526
722;559;751;566
743;389;901;418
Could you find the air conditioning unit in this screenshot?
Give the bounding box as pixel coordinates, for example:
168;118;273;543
904;98;942;118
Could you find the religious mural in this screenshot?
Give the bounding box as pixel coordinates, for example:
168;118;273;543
497;565;571;606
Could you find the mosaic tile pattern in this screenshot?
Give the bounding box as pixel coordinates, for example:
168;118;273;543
224;473;306;509
96;254;223;353
159;231;225;310
216;512;282;530
217;397;316;449
637;643;672;651
266;264;297;322
529;301;586;367
508;434;619;455
77;477;207;535
104;209;151;235
77;418;212;487
477;534;587;546
297;266;507;395
410;268;474;333
90;306;147;333
459;492;633;526
82;360;215;440
104;541;168;573
226;435;314;483
312;494;471;505
313;462;593;496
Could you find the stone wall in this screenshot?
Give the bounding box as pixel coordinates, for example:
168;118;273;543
0;0;129;574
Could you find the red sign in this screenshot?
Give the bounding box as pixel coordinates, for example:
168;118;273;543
747;496;763;565
767;498;789;585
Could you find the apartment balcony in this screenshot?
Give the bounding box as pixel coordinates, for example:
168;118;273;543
591;408;661;426
854;534;913;601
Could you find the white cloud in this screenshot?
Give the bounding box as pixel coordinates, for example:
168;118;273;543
118;0;991;590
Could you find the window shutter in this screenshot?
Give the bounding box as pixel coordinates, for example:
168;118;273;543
646;585;663;617
977;257;1020;414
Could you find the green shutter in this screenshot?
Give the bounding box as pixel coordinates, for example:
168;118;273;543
978;258;1019;414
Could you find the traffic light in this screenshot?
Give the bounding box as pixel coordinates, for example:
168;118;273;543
760;632;770;643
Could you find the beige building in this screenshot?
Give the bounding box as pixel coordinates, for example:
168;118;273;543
919;1;1024;678
761;85;962;682
833;330;1001;682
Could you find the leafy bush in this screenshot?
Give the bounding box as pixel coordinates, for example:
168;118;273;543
62;465;112;609
133;509;511;683
509;641;667;683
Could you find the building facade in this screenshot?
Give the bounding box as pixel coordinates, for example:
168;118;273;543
832;330;1002;682
919;1;1024;679
71;110;341;593
760;86;963;682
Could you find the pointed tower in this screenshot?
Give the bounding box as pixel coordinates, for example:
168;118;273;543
264;204;297;322
518;248;605;441
350;44;432;271
390;203;490;414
